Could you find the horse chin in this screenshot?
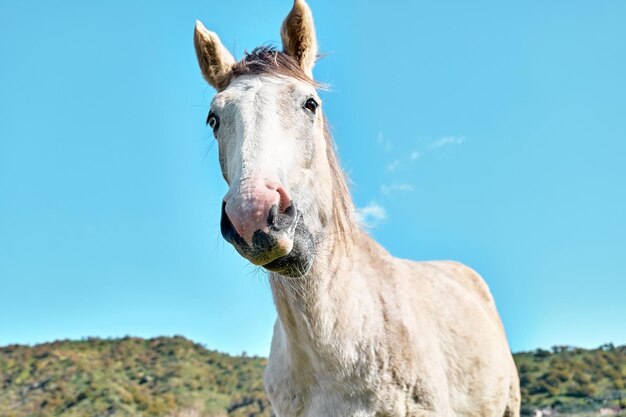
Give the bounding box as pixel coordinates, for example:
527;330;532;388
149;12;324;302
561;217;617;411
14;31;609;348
262;221;315;278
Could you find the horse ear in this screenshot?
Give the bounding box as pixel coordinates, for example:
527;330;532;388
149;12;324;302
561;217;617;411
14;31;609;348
194;20;236;91
280;0;318;78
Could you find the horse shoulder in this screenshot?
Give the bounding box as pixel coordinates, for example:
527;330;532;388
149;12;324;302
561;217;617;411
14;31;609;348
400;260;517;416
423;260;495;306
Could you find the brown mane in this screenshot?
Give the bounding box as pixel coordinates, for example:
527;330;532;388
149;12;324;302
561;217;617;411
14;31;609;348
322;118;356;251
231;47;319;87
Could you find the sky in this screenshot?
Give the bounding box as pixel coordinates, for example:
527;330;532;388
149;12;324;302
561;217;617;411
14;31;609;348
1;0;625;357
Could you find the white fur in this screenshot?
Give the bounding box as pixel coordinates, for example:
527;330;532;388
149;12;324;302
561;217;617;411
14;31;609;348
210;72;520;417
194;1;521;416
212;76;318;187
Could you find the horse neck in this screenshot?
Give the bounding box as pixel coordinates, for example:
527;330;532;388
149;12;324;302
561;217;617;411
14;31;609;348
267;136;388;355
268;226;386;356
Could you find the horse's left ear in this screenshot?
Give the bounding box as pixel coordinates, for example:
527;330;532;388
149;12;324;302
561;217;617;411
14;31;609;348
281;0;318;78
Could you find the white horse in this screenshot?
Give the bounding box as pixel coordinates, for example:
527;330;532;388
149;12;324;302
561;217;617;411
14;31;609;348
193;1;520;416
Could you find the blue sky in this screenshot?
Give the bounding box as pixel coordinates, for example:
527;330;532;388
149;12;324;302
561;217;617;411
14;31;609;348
1;0;625;356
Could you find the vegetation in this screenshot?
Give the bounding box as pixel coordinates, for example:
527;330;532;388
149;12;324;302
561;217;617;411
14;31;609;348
1;337;625;416
0;336;269;417
515;344;626;416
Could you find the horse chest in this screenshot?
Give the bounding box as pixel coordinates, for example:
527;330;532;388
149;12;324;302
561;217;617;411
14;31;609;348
264;340;436;417
264;342;380;415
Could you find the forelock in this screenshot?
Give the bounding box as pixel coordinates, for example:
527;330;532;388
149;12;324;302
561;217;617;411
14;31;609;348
229;47;321;88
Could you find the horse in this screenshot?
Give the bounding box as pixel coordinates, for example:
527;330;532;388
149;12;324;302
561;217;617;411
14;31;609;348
193;1;521;416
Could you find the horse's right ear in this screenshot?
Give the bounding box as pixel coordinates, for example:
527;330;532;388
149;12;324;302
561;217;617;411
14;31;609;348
281;0;318;78
194;20;236;91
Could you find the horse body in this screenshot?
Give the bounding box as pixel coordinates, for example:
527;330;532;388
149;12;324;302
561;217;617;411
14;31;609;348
265;233;519;417
193;1;520;416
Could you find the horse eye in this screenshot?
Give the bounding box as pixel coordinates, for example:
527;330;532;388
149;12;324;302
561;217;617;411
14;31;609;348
304;98;318;113
206;113;219;131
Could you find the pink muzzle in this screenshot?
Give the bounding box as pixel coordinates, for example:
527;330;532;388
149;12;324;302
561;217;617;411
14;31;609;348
223;177;292;246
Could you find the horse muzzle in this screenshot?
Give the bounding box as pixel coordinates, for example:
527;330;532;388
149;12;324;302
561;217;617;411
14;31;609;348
220;201;315;277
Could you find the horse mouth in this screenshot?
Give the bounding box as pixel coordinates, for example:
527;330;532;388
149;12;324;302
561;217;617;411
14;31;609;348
221;203;315;277
262;221;315;278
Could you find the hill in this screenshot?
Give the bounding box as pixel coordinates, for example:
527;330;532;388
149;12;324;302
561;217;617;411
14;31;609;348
1;337;625;416
0;337;269;417
516;344;626;415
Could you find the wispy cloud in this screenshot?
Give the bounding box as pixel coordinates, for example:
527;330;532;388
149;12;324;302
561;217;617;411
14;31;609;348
377;131;392;153
355;202;387;227
427;135;466;150
381;135;466;176
387;160;401;172
369;134;466;224
381;183;415;195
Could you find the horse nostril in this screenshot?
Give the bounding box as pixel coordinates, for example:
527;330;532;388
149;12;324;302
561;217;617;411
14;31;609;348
268;201;297;232
221;201;247;248
220;201;233;238
267;204;279;227
283;202;296;219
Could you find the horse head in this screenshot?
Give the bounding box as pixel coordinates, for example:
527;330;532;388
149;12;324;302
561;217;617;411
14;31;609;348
193;0;352;277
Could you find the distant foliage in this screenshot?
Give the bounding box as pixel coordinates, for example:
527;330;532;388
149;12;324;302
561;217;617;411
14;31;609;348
1;337;625;416
0;336;270;417
515;344;626;415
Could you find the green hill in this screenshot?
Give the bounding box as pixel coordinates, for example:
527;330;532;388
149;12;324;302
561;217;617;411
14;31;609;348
1;336;625;416
0;336;269;417
516;344;626;415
